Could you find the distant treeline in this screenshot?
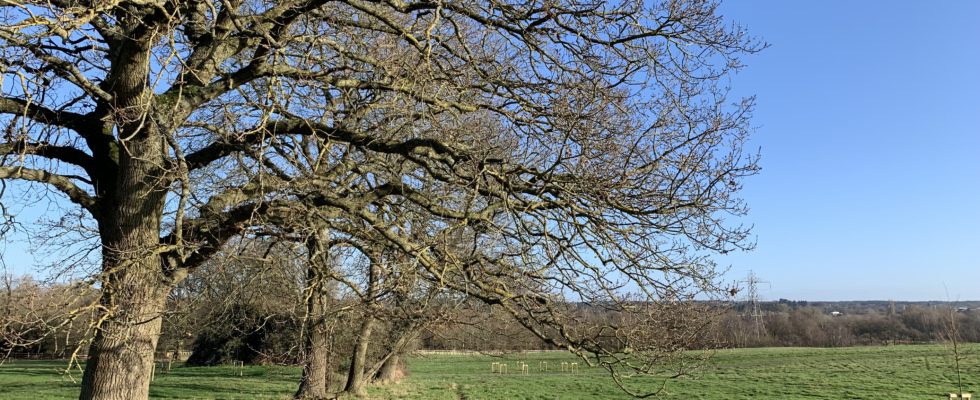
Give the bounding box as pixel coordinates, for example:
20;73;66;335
5;274;978;359
421;300;980;351
716;300;980;348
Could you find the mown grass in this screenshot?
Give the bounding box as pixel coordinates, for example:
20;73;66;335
377;345;980;399
0;361;299;399
1;345;977;399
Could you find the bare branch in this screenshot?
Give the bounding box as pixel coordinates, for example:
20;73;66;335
0;141;96;174
0;97;88;131
0;166;98;217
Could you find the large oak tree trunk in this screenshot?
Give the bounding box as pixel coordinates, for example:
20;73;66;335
78;272;169;400
343;316;375;397
79;129;172;400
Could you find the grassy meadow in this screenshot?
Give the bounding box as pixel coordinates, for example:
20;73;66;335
1;345;977;399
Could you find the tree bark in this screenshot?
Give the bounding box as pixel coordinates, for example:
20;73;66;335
79;123;172;399
367;324;417;385
373;353;401;385
343;316;375;397
78;275;169;400
295;323;330;399
295;232;332;400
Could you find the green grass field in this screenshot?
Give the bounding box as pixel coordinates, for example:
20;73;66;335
1;345;977;399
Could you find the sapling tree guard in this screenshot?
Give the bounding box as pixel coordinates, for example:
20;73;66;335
0;1;762;398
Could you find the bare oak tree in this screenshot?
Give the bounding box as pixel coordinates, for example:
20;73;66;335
1;1;761;398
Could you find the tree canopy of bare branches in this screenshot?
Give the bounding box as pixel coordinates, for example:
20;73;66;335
1;1;762;398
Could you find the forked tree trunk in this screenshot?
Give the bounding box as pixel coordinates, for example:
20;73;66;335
343;316;375;397
373;353;401;385
370;324;419;385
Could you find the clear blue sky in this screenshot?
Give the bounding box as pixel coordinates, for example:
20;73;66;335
1;1;978;301
717;0;980;301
